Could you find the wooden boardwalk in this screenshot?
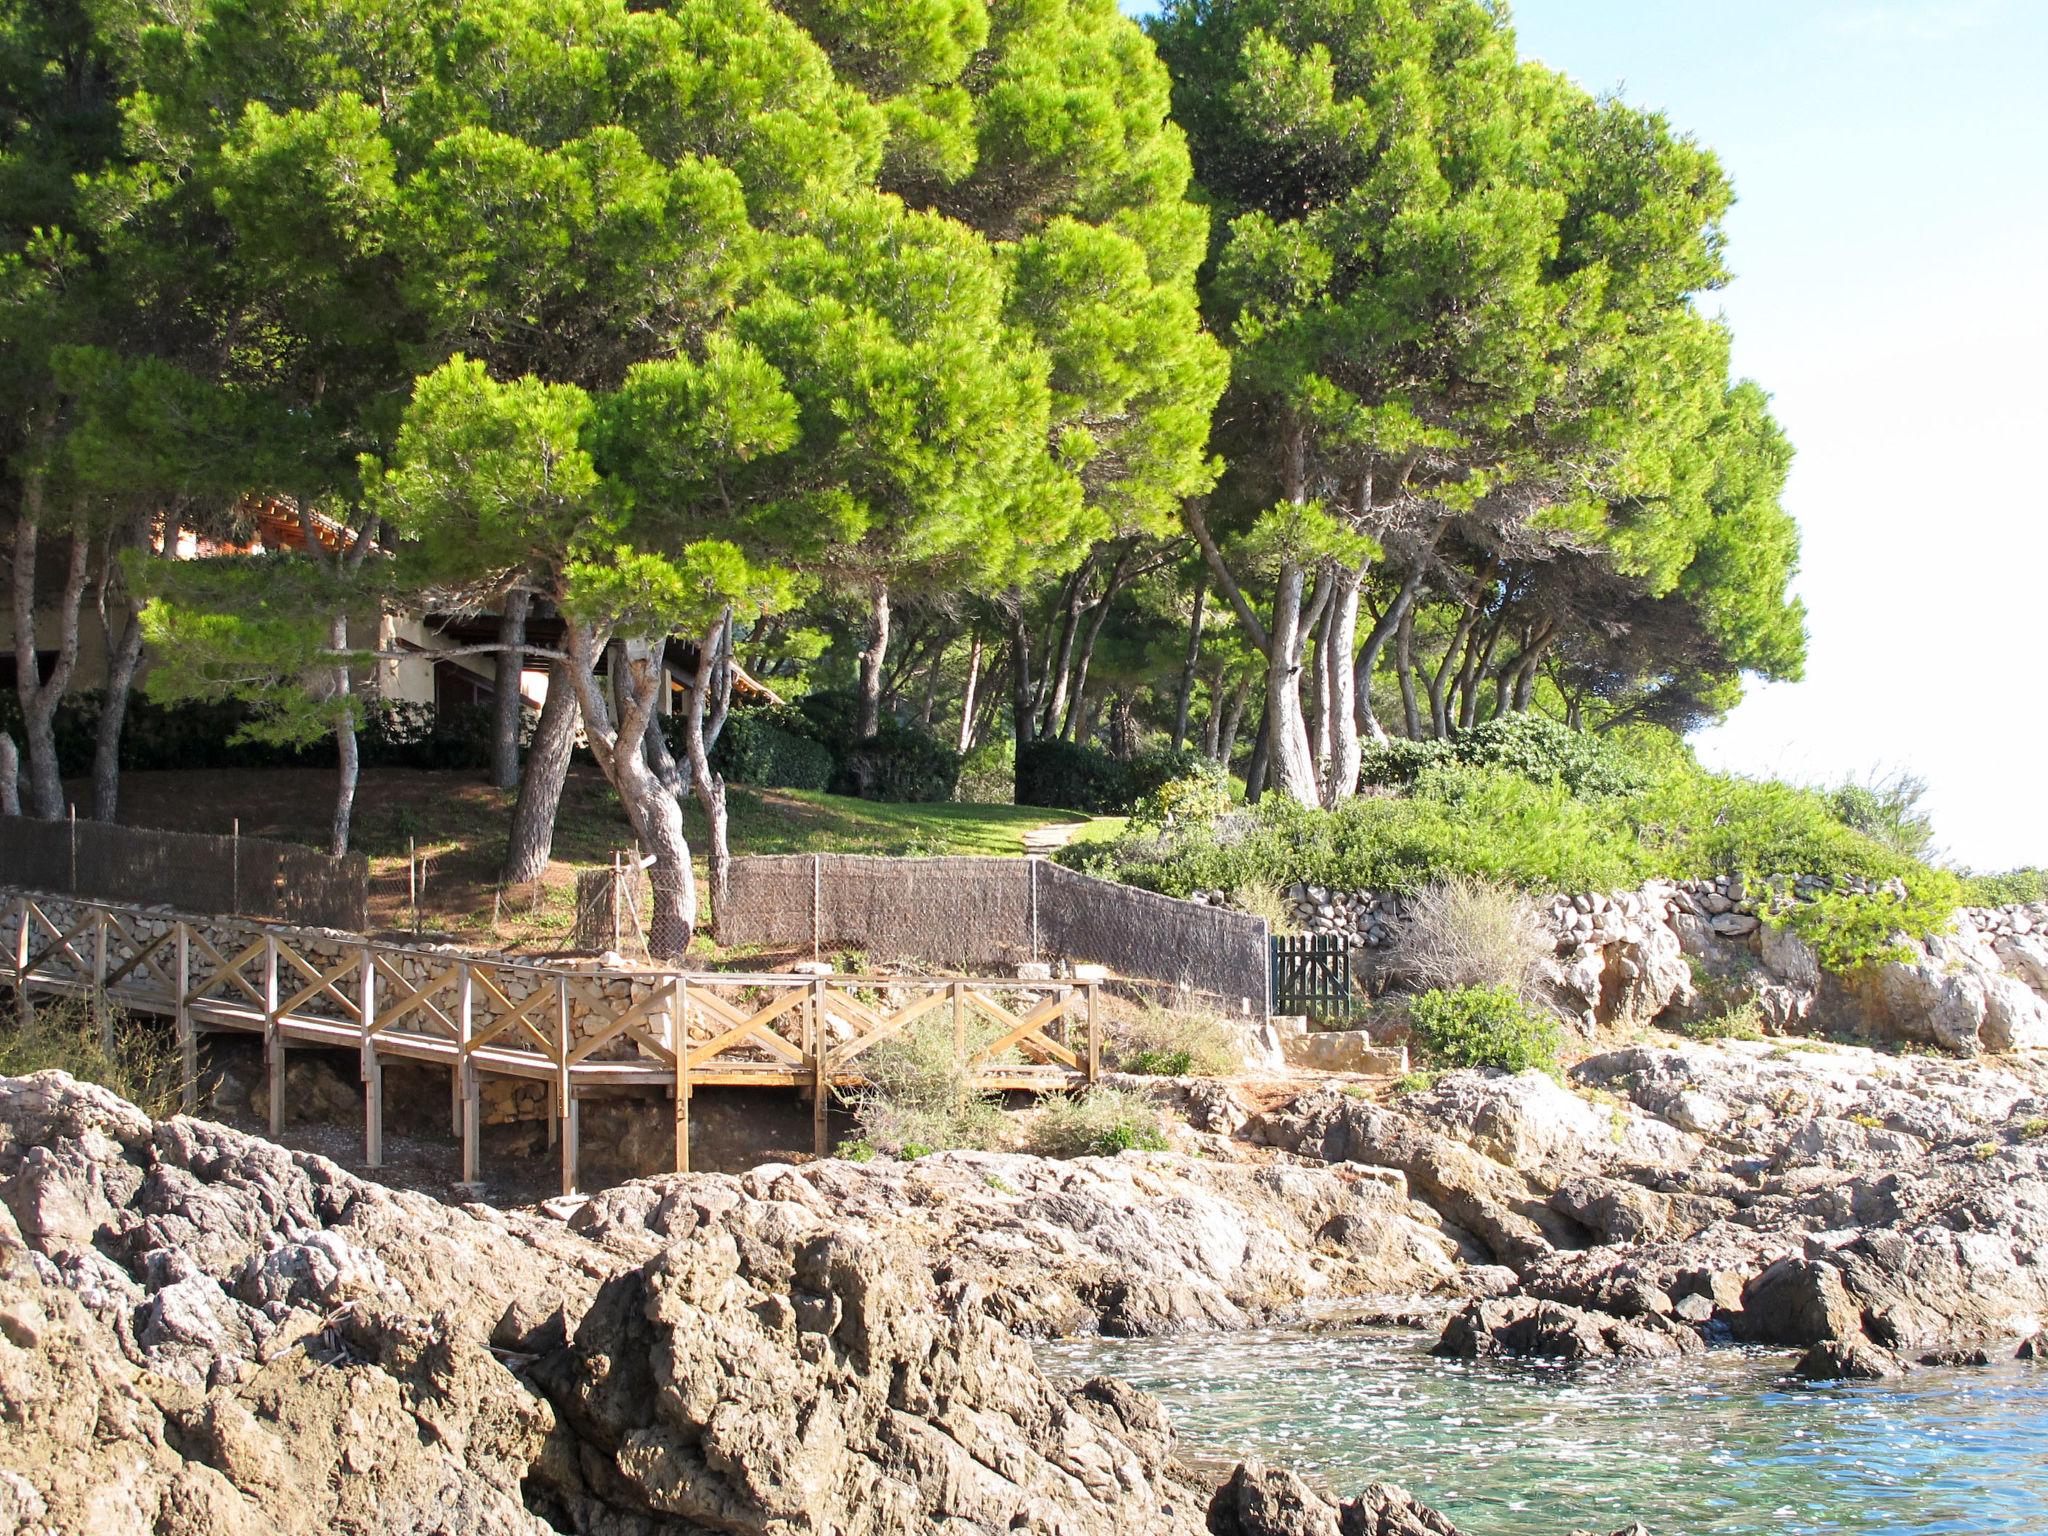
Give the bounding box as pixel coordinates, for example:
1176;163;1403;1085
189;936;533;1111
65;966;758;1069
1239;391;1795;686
4;891;1100;1194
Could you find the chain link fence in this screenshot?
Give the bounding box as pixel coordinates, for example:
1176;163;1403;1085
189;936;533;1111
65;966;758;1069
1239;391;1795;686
715;853;1269;1015
0;814;367;930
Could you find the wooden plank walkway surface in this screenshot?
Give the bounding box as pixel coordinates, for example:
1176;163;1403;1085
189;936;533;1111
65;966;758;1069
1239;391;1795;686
3;891;1099;1195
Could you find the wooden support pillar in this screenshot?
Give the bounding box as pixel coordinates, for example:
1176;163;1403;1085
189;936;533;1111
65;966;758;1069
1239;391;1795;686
1085;982;1100;1084
557;977;575;1195
952;980;966;1065
264;932;283;1141
673;979;690;1174
361;948;381;1168
92;909;110;1052
176;923;196;1115
811;976;829;1159
12;897;29;1022
458;963;480;1189
561;1092;580;1197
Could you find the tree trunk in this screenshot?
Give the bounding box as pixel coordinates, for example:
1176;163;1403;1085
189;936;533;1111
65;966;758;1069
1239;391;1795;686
12;513;90;819
855;584;890;739
1061;550;1130;742
1202;670;1224;758
1321;564;1363;805
566;625;696;957
1396;606;1421;739
91;513;167;824
1219;676;1251;764
1243;709;1270;805
0;735;17;817
1036;556;1094;738
1262;558;1320;803
327;613;359;856
502;658;578;884
1460;609;1510;730
683;613;734;921
1355;560;1424;747
956;632;982;754
491;589;531;791
1171;574;1208;750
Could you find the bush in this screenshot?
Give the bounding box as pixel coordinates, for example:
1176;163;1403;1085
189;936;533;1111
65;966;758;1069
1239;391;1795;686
1026;1084;1169;1157
1129;759;1232;832
1126;744;1217;801
1770;875;1962;974
1385;876;1550;995
1015;739;1134;814
1678;999;1766;1042
834;723;960;802
1110;1002;1242;1077
0;997;185;1118
1408;986;1563;1074
1962;868;2048;907
955;740;1015;804
1359;714;1645;799
843;1015;1007;1156
696;709;834;791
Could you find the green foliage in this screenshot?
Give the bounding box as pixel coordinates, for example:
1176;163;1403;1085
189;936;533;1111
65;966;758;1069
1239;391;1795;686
1827;770;1937;863
1359;715;1646;799
1386;876;1547;995
1027;1084;1169;1157
1015;738;1134;814
695;710;834;792
1677;1000;1766;1043
954;739;1015;805
2017;1117;2048;1142
1408;986;1563;1076
1392;1071;1442;1097
1961;869;2048;907
0;998;185;1120
836;724;961;803
1129;759;1232;831
1771;875;1962;975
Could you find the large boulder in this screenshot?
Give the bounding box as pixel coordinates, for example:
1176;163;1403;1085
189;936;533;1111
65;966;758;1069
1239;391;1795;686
1433;1297;1701;1362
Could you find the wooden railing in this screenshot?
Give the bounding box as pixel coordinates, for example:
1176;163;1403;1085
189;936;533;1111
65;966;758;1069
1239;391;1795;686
3;891;1098;1194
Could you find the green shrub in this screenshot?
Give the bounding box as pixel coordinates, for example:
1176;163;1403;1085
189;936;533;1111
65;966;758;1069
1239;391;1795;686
0;997;186;1118
1408;986;1563;1074
832;723;960;802
844;1015;1007;1156
1015;738;1134;814
1962;868;2048;907
1770;875;1961;974
1677;999;1765;1042
955;740;1015;804
1129;759;1232;831
698;709;834;791
1027;1084;1169;1157
1359;714;1645;798
1109;1002;1241;1077
1126;744;1218;801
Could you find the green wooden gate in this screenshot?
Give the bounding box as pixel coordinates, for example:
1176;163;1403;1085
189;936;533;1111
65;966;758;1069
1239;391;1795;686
1268;933;1353;1017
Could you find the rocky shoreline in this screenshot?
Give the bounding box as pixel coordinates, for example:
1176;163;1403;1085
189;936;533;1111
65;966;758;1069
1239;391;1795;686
5;1026;2047;1532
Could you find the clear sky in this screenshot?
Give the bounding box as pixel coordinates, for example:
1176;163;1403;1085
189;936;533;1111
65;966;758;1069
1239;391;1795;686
1122;1;2048;872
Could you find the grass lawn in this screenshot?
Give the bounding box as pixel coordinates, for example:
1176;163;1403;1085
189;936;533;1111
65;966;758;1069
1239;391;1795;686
82;766;1091;954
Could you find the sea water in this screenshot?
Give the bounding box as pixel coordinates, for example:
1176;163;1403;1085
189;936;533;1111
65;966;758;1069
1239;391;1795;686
1037;1325;2048;1535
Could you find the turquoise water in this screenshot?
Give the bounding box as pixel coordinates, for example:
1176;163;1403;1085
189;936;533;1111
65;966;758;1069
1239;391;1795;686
1037;1325;2048;1534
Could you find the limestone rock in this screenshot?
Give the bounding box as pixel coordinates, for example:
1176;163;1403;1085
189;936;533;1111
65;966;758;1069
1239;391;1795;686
1432;1297;1701;1361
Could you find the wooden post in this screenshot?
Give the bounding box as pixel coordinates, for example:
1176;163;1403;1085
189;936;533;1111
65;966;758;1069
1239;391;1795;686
264;932;283;1140
951;980;966;1066
175;922;195;1114
562;1092;580;1196
811;976;829;1158
673;978;690;1174
1085;981;1100;1084
12;896;28;1022
557;976;575;1195
361;947;381;1167
458;963;480;1188
92;908;110;1052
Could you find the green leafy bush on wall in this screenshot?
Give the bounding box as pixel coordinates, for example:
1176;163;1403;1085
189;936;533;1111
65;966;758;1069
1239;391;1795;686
1770;874;1964;974
1961;868;2048;907
1407;985;1563;1075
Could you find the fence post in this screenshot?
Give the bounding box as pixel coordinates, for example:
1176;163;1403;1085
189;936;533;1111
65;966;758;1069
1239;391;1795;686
811;975;829;1158
263;932;282;1141
951;980;966;1065
361;944;382;1168
458;962;479;1188
68;805;76;892
175;922;195;1115
673;978;689;1174
1085;981;1099;1084
91;907;109;1052
12;896;27;1021
557;975;576;1196
811;853;822;963
231;819;240;916
1030;857;1039;964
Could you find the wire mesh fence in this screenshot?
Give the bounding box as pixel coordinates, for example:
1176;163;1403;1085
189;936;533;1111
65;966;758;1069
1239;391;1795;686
715;853;1269;1015
0;814;367;930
